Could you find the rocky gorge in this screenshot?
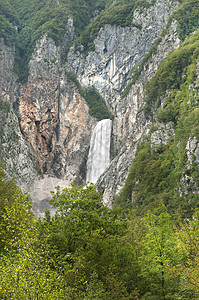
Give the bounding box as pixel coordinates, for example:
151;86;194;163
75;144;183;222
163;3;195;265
0;0;199;215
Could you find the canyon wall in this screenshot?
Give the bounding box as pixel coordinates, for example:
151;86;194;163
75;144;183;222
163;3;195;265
2;0;197;214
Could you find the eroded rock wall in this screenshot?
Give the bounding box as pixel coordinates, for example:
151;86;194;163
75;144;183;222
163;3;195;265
18;36;96;214
0;38;38;191
0;35;96;215
0;0;186;213
97;20;181;206
66;0;179;110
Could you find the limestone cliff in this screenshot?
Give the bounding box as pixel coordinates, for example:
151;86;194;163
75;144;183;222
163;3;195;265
64;0;182;206
97;19;181;205
0;0;199;214
0;34;96;216
19;36;96;215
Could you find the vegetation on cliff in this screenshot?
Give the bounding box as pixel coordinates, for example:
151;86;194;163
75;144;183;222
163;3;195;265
0;0;199;83
115;2;199;216
0;0;108;82
121;0;199;100
115;30;199;218
73;0;151;54
66;71;113;121
0;0;18;45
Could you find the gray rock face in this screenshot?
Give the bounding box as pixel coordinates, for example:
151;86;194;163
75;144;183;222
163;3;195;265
186;137;199;166
0;34;96;215
185;62;199;170
0;39;18;104
195;144;199;165
18;36;96;213
66;0;179;109
97;20;181;204
0;108;38;191
0;0;188;213
0;39;38;191
151;122;175;148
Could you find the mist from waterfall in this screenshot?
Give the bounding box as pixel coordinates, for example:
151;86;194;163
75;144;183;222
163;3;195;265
86;119;112;184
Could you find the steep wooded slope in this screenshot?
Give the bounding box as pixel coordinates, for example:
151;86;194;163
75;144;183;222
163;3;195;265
115;30;199;216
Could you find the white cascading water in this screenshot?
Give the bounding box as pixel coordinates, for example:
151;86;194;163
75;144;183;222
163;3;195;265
86;119;112;184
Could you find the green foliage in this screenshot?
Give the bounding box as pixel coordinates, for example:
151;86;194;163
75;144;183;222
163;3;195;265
31;6;70;45
0;0;18;25
139;204;181;299
84;86;114;120
0;2;18;46
0;165;32;253
0;171;199;298
115;120;199;217
66;0;107;36
37;184;134;298
66;70;84;94
174;0;199;41
145;31;199;114
49;183;123;252
0;187;66;299
0;0;18;45
172;209;199;297
66;71;113;120
0;165;24;208
114;142;181;215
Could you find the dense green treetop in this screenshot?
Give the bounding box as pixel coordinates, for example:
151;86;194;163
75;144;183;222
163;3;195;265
0;0;18;45
0;167;199;298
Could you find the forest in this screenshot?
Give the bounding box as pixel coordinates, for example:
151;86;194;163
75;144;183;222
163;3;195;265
0;165;199;299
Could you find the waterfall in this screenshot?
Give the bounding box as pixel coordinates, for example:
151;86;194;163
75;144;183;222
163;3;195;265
86;119;112;184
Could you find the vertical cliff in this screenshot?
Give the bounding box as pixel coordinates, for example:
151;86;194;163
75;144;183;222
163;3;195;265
97;20;181;205
1;31;96;215
66;0;179;109
1;0;199;215
65;0;182;205
17;35;96;215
